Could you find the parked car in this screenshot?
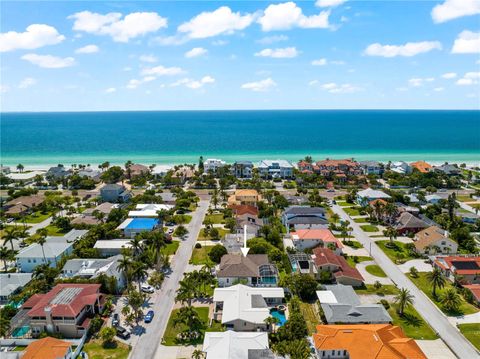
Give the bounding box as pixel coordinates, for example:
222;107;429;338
144;310;154;323
141;284;155;293
327;189;335;192
167;228;174;235
116;326;131;340
165;222;175;227
112;313;120;327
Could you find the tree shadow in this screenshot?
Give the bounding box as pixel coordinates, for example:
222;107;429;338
400;311;423;328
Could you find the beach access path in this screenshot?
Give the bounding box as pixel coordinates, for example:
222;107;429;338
331;204;480;359
129;197;210;359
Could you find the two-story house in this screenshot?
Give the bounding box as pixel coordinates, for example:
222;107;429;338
414;226;458;255
233;161;254;178
257;160;294;179
100;184;131;203
217;254;278;287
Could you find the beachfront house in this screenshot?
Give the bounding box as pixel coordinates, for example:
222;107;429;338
213;284;284;331
282;206;328;233
410;161;433;173
390;161;412;175
117;218;159;238
233;161;254;178
216;254;279;287
100;184;131;203
204;158;226;173
257;160;294;179
359;160;384;175
414;226;458;255
46;165;71;179
315;159;362;177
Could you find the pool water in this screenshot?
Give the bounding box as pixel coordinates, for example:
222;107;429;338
12;326;30;337
270;309;287;326
126;218;158;229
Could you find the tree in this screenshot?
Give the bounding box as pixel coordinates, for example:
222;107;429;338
192;350;205;359
373;280;382;290
99;326;116;346
3;227;18;251
409;266;419;278
173;306;204;340
16;164;24;172
131;262;148;292
100;166;124;183
330;213;340;224
148;271;165;289
175;279;196;306
36;228;48;264
383;226;398;245
198;156;204;173
285;274;318;301
0;246;12;271
339;220;352;242
394;288;414;316
126;289;145;324
174;225;188;238
441;289;461;312
264;315;280;333
427;268;446;298
117;254;132;288
208;244;227;263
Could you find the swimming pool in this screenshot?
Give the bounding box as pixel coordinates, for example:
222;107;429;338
126;218;158;229
12;326;30;337
270;308;287;326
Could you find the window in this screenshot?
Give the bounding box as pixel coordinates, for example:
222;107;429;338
28;259;31;263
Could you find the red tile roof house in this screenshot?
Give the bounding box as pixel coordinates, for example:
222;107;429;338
290;229;344;253
433;255;480;285
17;284;104;338
312;247;364;287
464;284;480;306
315;159;362;177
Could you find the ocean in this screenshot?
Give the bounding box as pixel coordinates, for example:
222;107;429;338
1;110;479;167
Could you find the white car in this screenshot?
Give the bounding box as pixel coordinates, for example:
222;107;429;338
167;228;174;235
141;284;155;293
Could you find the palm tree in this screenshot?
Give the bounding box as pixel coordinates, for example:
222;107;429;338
173;306;203;340
383;226;398;245
175;279;196;306
131;262;148;292
384;203;398;224
191;349;205;359
339;220;351;242
36;229;48;264
118;254;132;288
3;227;18;251
264;316;280;333
441;289;461;312
394;287;414;316
0;246;12;271
427;268;446;299
16;164;24;172
330;213;340;224
129;237;143;258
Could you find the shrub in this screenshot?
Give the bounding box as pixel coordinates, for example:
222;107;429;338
208;244;227;263
195;243;202;249
379;299;390;310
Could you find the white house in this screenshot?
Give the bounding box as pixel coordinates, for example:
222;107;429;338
390;161;412;175
202;331;272;359
128;203;174;217
425;194;442;204
356;188;391;205
257;160;294;179
213;284;284;331
204;159;226;173
94;240;132;257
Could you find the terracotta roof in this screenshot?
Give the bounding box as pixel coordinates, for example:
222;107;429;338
464;285;480;301
369;199;388;207
24;283;101;317
316;159;358;167
234;189;260;197
312;248;363;282
231;204;259;216
291;229;343;248
22;337;72;359
433;256;480;276
410;161;433;173
414;226;451;251
313;324;427;359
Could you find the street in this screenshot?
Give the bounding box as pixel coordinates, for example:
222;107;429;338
331;204;480;359
129;198;209;359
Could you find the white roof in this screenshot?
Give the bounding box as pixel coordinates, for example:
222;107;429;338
7;171;45;180
129;204;174;217
316;290;338;304
357;188;391;199
257;159;293;168
203;331;269;359
16;241;72;259
152;165;173;174
94;240;132;249
426;194;442;201
213;284;284;325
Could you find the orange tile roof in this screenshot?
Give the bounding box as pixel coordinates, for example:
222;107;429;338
464;284;480;301
313;324;427;359
234;189;259;197
410;161;432;173
23;337;72;359
291;229;343;248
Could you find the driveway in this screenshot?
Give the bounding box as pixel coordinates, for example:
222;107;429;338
331;204;480;359
356;261;393;285
398;259;433;273
416;339;456;359
129;198;210;359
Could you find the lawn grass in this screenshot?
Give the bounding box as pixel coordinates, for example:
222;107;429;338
355;284;400;296
346;256;372;267
336;201;351;207
365;264;387;278
83;339;130;359
162;241;180;256
458;323;480;351
190;246;215;265
29;224;67;239
204;213;225;224
197;228;230;241
22;211;54;223
388;305;437;340
299;301;321;335
376;240;416;263
408;273;478;316
343;207;361;216
360;224;380;232
174;214;192;224
343;240;363;249
163;307;211;346
354;217;370;223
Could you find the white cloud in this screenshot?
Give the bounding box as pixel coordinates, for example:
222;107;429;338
68;11;167;42
308;80;319;86
212;39;228;46
364;41;442;57
408;77;434;87
316;0;347;8
139;54;158;63
143;76;156;82
0;85;9;93
319;82;361;93
241;78;277;91
21;53;75;68
434;87;445;92
75;44;99;54
18;77;37;89
255;47;298;58
178;6;254;39
441;72;457;79
431;0;480;23
152;35;188;46
185;47;208;58
257;35;289;44
141;65;184;76
171;75;215;89
451;30;480;54
312;58;327;66
123;66;132;71
126;79;142;89
0;24;65;52
456;71;480;85
258;2;330;31
105;87;116;93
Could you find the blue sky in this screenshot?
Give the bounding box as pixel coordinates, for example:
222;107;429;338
1;0;479;111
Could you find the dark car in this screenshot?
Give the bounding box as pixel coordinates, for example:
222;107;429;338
116;326;131;340
112;313;120;327
144;310;154;323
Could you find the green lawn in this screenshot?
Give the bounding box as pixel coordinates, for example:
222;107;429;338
388;305;438;340
408;273;478;316
162;241;180;255
365;264;387;278
456;195;474;202
344;207;361;216
83;340;130;359
458;323;480;351
163;307;212;346
299;301;321;334
23;211;54;223
336;201;351;207
204;213;225;224
354;217;370;223
173;214;192;224
197;228;230;241
377;240;416;263
29;224;67;239
360;224;379;232
343;240;363;249
190;246;215;265
355;284;400;296
346;256;372;267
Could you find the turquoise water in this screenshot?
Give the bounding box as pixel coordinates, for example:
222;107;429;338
1;110;479;165
126;218;158;229
12;326;30;337
270;309;287;326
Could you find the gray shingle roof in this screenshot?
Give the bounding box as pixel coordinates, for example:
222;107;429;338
217;254;274;278
0;273;33;297
284;206;326;215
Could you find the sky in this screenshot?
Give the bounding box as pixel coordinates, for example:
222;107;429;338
1;0;479;111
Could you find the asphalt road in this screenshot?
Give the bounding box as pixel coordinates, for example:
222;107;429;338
331;204;480;359
129;199;209;359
